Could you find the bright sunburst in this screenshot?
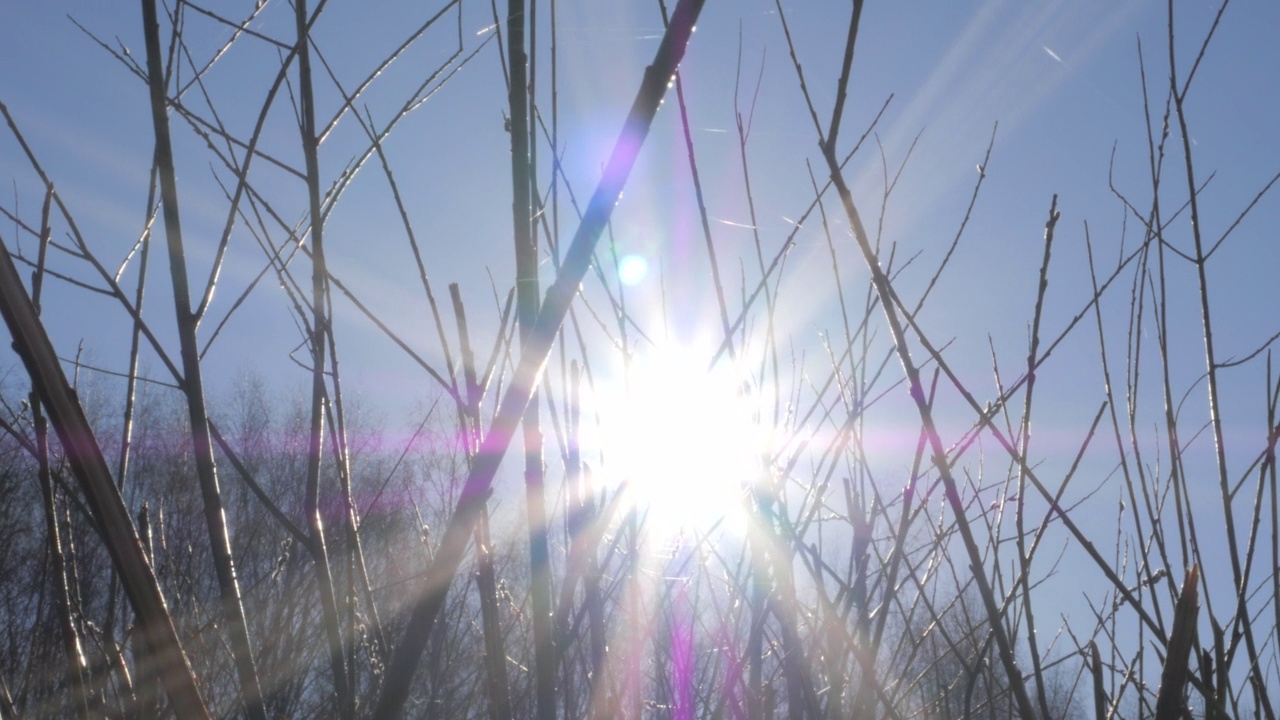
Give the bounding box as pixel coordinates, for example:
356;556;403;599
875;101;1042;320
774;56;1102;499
593;343;765;541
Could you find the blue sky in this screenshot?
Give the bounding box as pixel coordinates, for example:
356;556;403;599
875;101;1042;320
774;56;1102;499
4;2;1276;377
4;0;1280;678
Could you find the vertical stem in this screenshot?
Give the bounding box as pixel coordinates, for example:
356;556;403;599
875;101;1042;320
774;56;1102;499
1168;0;1248;650
292;0;354;716
1168;8;1276;718
509;1;558;718
550;0;561;267
118;197;156;488
325;319;388;681
746;565;765;720
455;284;514;720
475;509;513;720
30;185;89;720
1017;196;1060;720
138;1;266;717
35;401;91;720
105;171;158;677
1269;356;1280;676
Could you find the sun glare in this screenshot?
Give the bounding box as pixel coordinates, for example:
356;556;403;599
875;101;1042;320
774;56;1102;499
594;345;764;541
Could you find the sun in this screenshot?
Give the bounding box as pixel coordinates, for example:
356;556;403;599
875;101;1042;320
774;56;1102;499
592;343;765;541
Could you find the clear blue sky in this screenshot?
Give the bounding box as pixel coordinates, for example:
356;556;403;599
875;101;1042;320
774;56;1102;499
4;0;1279;665
4;1;1275;393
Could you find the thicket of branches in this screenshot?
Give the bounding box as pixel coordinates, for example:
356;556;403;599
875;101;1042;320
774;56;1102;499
1;1;1277;719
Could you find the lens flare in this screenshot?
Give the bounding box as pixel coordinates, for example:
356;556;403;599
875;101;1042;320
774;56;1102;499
617;254;648;286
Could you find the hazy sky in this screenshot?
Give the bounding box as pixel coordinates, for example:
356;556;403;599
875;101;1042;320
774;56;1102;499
3;0;1279;634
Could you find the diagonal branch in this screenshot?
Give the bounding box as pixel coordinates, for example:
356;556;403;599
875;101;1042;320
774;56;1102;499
371;1;706;715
